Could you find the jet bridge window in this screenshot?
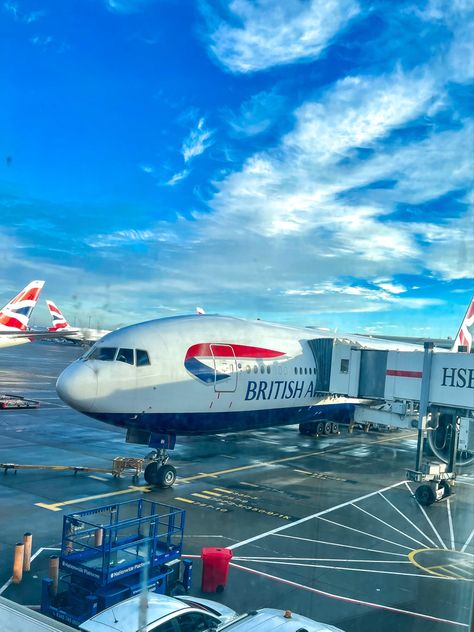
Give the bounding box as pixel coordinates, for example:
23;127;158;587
89;347;117;361
116;348;134;365
136;349;150;366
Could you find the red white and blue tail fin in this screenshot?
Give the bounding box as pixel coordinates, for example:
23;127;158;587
452;296;474;353
0;281;44;332
46;300;73;331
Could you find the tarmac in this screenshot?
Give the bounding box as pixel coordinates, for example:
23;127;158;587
0;341;473;631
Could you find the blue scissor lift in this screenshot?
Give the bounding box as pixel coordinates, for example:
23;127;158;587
41;498;192;627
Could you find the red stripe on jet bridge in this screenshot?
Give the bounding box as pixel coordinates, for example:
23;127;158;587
386;370;422;378
0;315;25;330
185;343;285;361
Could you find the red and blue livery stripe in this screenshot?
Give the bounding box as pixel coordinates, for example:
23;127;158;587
185;343;285;384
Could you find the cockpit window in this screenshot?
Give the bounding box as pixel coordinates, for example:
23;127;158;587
89;347;117;361
136;349;150;366
116;348;134;365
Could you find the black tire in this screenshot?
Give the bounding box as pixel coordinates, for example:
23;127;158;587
331;423;339;434
415;484;436;506
323;421;332;435
144;462;160;485
157;464;177;488
316;422;324;435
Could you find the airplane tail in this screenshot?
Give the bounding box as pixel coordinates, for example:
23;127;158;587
46;300;74;331
0;281;45;331
452;296;474;352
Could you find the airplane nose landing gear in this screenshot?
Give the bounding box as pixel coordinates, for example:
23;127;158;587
144;449;177;488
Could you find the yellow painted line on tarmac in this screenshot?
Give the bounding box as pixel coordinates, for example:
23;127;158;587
35;503;62;512
35;485;152;512
191;493;214;499
201;490;222;496
174;497;194;504
177;432;416;485
34;432;415;511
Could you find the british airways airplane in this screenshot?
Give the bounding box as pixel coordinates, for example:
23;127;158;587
56;305;465;488
0;281;75;348
46;300;111;345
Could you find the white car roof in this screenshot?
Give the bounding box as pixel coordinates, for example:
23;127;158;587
218;608;345;631
79;593;190;632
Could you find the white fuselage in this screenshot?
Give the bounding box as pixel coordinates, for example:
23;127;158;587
56;314;418;437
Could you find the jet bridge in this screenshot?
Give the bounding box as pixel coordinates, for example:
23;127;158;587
309;339;474;505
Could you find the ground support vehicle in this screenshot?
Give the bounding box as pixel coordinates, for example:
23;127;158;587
41;499;192;627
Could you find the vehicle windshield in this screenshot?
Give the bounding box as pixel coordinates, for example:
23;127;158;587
89;347;117;361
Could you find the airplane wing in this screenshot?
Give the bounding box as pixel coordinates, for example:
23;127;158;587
0;329;79;340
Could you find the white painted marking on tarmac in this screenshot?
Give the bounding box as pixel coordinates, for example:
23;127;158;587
229;480;404;551
405;482;447;549
352;503;429;548
235;557;411;563
89;475;109;482
274;534;407;557
317;517;413;551
0;547;60;595
378;492;437;547
232;559;450;578
456;478;474;486
229;562;469;627
461;527;474;553
447;499;455;551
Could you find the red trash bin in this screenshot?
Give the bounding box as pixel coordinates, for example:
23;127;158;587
201;547;233;593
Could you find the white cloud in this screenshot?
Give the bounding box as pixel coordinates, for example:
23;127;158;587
140;165;155;174
103;0;152;14
226;89;287;136
182;118;214;163
202;0;360;73
166;169;190;186
284;282;441;312
376;282;407;295
87;227;178;248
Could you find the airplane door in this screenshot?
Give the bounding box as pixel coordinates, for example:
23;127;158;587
211;344;237;392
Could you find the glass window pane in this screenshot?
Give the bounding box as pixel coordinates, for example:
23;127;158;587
90;347;117;361
136;349;151;366
116;348;134;364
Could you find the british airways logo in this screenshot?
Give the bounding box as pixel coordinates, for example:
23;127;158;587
185;343;285;385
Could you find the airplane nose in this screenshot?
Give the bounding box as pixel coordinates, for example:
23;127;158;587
56;361;98;411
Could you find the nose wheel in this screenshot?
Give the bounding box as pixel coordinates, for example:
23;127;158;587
144;449;177;487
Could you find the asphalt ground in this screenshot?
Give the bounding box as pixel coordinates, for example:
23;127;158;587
0;342;473;632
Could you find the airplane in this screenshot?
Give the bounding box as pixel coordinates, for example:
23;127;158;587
0;281;76;348
46;300;111;345
55;294;472;488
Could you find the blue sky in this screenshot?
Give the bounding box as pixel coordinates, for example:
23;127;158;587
0;0;473;336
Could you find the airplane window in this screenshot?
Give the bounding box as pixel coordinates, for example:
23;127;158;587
260;365;265;374
81;345;95;360
294;367;297;375
299;367;303;375
116;348;134;364
136;349;151;366
246;365;251;373
304;367;307;375
253;366;258;374
266;366;271;374
89;347;117;361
